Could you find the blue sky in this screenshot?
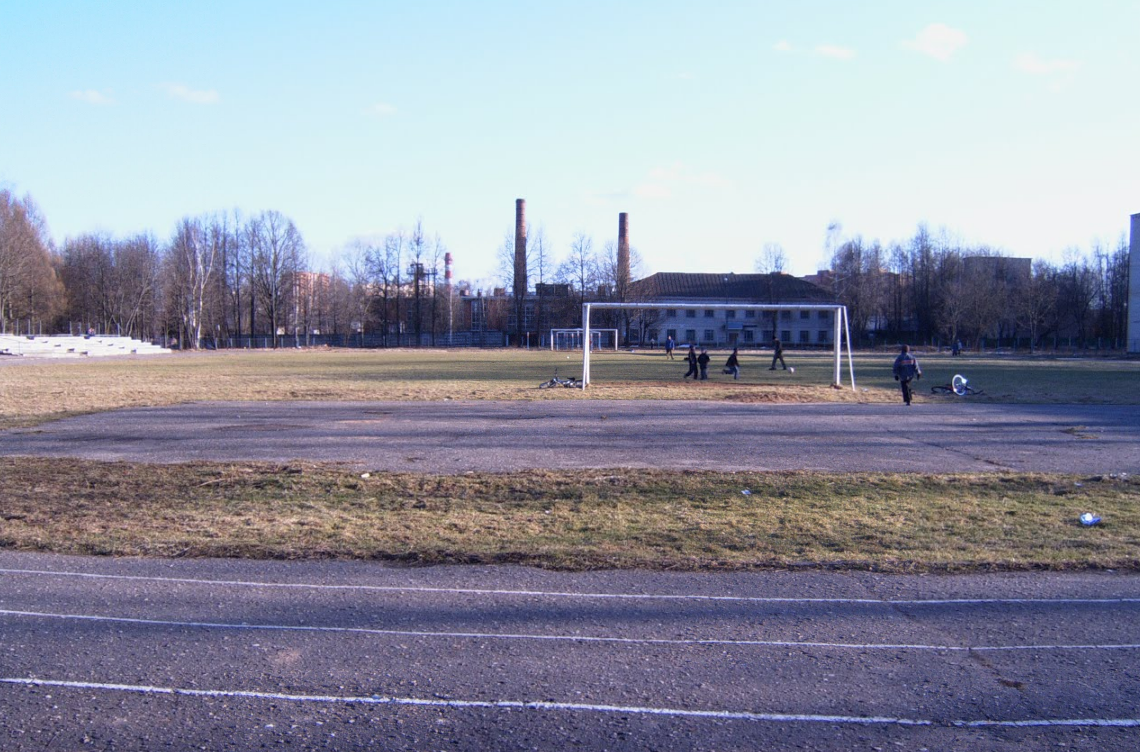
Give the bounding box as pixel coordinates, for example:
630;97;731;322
2;1;1137;285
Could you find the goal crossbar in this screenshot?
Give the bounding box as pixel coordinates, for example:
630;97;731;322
580;302;856;390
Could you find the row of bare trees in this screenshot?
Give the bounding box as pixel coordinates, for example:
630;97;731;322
0;187;476;348
342;220;459;346
825;224;1131;350
0;191;348;348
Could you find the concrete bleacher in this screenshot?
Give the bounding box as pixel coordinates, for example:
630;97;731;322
0;334;172;358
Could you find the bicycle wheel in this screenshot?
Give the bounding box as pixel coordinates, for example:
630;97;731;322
539;380;555;389
952;374;968;396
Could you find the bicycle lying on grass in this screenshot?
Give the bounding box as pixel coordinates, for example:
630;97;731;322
931;374;984;396
539;369;583;389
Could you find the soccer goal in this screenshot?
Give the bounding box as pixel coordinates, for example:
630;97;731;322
578;302;855;390
550;328;619;351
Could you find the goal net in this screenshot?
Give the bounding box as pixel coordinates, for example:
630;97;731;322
550;328;619;351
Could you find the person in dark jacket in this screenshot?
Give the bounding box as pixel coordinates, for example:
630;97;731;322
683;345;698;379
769;337;786;370
723;348;740;380
697;348;711;380
892;344;922;405
665;335;675;359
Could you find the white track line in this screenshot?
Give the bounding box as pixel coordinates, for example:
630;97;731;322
3;609;1138;653
3;677;1138;729
3;568;1138;606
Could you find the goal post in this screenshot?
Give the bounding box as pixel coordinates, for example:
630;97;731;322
581;302;856;390
549;328;619;351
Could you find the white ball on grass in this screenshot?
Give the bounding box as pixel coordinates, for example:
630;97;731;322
789;367;795;373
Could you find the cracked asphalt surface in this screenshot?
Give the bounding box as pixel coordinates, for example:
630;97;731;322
3;400;1139;749
1;400;1137;474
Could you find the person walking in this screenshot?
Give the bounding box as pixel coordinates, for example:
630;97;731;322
892;344;922;406
665;335;675;359
683;344;698;379
769;337;787;370
697;348;711;380
723;347;740;380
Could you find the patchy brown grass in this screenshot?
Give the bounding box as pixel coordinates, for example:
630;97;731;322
0;348;880;429
3;458;1137;572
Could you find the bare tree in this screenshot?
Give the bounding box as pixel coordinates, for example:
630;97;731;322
0;191;62;333
246;210;306;348
556;232;597;326
754;242;788;274
1015;259;1058;352
109;234;161;338
166;217;219;349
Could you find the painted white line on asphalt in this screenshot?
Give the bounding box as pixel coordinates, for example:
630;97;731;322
4;677;1138;729
4;608;1139;653
3;568;1138;607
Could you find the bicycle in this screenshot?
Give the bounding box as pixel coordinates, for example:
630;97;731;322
538;369;583;389
930;374;984;396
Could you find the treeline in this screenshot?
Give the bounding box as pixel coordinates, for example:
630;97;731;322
826;224;1130;351
2;186;1130;351
0;190;371;347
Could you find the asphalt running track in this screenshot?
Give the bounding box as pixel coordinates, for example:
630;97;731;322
2;400;1140;749
2;553;1140;750
1;400;1138;474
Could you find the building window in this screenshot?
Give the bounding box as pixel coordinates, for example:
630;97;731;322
818;310;830;320
666;309;677;318
704;329;715;342
685;329;696;343
745;310;756;318
744;329;754;342
781;330;791;342
780;311;792;320
686;310;696;318
799;330;810;344
666;329;677;340
817;330;829;343
762;311;774;320
725;310;736;319
800;310;811;320
704;309;715;318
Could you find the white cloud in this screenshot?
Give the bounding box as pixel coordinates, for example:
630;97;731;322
902;23;968;61
369;102;398;116
69;89;114;105
1014;52;1080;76
160;83;220;105
773;40;793;53
814;44;855;60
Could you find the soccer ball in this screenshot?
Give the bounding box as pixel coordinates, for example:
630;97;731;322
788;367;795;373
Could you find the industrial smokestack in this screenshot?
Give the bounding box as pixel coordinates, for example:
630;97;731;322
617;212;630;291
513;199;528;345
444;252;453;284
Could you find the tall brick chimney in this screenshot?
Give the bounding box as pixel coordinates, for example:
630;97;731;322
617;212;631;292
513;199;528;345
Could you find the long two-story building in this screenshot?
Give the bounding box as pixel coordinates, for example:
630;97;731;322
628;272;836;348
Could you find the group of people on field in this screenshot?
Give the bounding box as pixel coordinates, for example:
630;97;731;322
667;335;789;382
664;334;925;405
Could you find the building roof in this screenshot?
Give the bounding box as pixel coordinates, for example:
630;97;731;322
630;272;833;303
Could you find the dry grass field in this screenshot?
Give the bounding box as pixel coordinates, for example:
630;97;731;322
1;347;1137;571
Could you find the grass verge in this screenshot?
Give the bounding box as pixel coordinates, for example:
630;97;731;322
3;458;1137;572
